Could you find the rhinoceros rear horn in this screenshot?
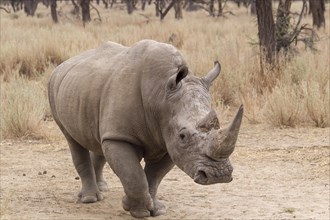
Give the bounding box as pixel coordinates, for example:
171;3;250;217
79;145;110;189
202;61;221;88
208;105;244;159
197;110;220;132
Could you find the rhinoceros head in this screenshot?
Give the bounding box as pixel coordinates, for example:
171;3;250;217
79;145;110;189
160;61;243;185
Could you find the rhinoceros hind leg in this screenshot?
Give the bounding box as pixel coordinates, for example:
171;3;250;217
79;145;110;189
64;135;103;203
91;152;109;192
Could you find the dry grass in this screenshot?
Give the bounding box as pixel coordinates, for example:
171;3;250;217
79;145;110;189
0;2;329;139
0;75;47;139
263;84;304;128
304;81;330;128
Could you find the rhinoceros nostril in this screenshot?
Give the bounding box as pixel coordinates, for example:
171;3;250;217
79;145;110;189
179;133;186;140
197;170;207;179
193;169;208;184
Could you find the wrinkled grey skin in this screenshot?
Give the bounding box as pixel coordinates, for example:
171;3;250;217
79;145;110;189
48;40;243;218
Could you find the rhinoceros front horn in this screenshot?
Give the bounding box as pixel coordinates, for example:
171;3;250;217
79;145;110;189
207;105;244;160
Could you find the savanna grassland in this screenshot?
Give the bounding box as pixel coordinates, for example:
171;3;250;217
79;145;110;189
0;1;329;139
0;2;329;220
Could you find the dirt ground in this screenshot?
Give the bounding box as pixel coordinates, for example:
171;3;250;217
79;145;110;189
0;122;329;220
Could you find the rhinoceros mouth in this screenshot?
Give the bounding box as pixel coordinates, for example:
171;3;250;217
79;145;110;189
192;159;233;185
193;169;233;185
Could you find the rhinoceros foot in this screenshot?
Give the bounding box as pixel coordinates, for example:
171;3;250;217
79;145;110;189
150;198;166;216
122;195;153;218
97;181;109;192
78;190;103;203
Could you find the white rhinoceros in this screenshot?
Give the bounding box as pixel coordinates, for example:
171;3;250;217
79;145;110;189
48;39;243;218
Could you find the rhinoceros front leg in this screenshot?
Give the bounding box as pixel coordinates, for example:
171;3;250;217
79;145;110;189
145;154;174;216
102;140;153;218
90;152;109;192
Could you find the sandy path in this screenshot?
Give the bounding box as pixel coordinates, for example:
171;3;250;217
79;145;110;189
0;124;329;220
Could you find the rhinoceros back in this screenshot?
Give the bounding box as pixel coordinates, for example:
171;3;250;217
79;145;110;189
48;42;128;154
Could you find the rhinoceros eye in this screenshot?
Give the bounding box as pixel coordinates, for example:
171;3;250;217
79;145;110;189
178;127;191;144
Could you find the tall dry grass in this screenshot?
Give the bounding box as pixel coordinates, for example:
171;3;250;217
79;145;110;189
0;74;47;139
0;2;329;139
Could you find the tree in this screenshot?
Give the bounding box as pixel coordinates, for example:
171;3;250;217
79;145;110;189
71;0;80;15
210;0;223;17
125;0;134;14
80;0;91;24
250;0;256;15
309;0;325;29
10;0;23;12
50;0;58;23
156;0;176;20
102;0;109;8
217;0;223;16
256;0;317;71
209;0;215;16
174;0;183;19
256;0;276;65
276;0;292;52
141;0;147;10
24;0;39;16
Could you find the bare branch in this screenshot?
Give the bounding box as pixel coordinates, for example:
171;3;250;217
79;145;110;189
290;0;306;43
90;2;102;21
0;6;11;14
156;0;176;20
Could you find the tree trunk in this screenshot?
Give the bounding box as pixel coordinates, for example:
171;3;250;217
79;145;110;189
234;0;240;8
209;0;214;16
174;0;183;19
42;0;50;7
155;0;159;16
276;0;292;52
110;0;115;8
309;0;325;29
126;0;134;14
250;0;256;15
256;0;276;65
24;0;40;16
80;0;91;24
50;0;58;23
11;0;17;12
102;0;109;8
71;0;80;14
141;0;147;10
159;0;176;20
217;0;223;16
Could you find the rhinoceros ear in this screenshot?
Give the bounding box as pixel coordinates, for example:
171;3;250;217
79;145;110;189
202;61;221;88
166;65;189;91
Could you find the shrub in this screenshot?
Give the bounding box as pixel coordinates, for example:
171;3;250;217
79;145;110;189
304;81;330;128
240;88;264;124
263;85;304;128
0;77;47;139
